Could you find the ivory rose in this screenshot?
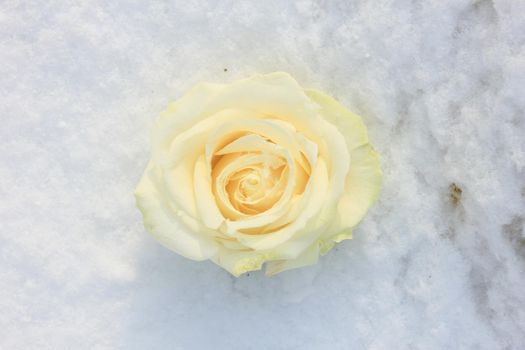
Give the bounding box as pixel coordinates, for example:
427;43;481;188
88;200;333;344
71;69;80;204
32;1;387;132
135;72;381;276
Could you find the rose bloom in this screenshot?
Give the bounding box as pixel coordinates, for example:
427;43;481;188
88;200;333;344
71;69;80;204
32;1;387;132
135;72;381;276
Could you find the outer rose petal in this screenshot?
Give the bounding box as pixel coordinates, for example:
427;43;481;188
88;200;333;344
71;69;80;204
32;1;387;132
265;243;320;276
337;144;382;229
214;205;342;276
135;163;218;260
304;88;369;151
152;72;318;161
264;235;341;276
212;249;277;277
305;88;382;231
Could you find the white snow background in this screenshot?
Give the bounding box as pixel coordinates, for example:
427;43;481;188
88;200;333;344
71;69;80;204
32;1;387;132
1;1;524;349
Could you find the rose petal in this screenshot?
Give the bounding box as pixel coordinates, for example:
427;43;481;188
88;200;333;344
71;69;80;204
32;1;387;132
305;88;369;151
233;157;329;251
135;163;218;260
206;118;310;171
337;144;382;229
212;248;276;277
265;243;320;276
216;151;297;232
193;155;225;229
153;72;318;160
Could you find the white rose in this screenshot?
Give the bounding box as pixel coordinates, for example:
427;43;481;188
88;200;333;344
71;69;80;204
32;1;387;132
135;72;381;276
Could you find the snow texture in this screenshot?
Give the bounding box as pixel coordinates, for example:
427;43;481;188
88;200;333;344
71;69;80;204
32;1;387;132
1;0;525;349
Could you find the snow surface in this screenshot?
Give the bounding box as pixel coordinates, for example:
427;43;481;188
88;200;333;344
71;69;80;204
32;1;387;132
1;1;525;349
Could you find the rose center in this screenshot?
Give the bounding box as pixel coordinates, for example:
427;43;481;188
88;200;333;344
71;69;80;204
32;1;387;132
209;129;312;222
239;172;260;197
224;160;286;215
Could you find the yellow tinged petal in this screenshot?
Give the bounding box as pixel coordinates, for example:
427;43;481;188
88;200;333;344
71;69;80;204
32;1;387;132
212;249;275;277
235;157;329;251
135;163;218;261
338;144;382;229
265;243;320;276
332;229;353;243
304;88;369;151
152;82;224;163
163;161;199;219
193;155;225;229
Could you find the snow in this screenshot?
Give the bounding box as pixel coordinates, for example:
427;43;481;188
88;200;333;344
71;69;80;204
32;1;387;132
1;0;524;349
